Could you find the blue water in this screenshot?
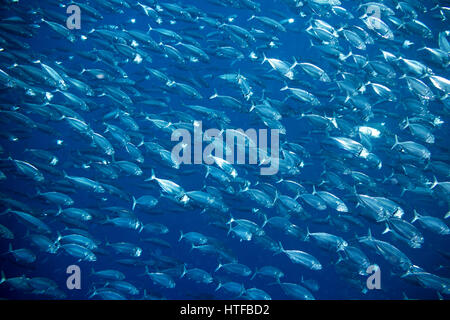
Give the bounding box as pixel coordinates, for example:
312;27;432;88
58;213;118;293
0;0;449;300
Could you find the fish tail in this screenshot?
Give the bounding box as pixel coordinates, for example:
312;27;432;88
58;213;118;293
382;223;391;234
274;241;284;255
391;134;400;150
290;56;298;70
430;176;439;189
358;228;373;242
209;88;218;99
180;264;187;278
401;117;410;130
400;187;407;197
149;169;156;181
214;263;222;272
411;210;421;223
261;52;267;64
132;196;137;211
55;231;62;244
249;101;255;112
261;213;268;228
204;165;210;178
250;268;258;280
304;227;311;241
227;223;233;236
0;271;5;285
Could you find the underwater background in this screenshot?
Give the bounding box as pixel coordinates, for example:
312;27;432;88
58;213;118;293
0;0;449;300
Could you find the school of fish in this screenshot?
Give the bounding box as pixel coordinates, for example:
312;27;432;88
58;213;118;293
0;0;449;300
